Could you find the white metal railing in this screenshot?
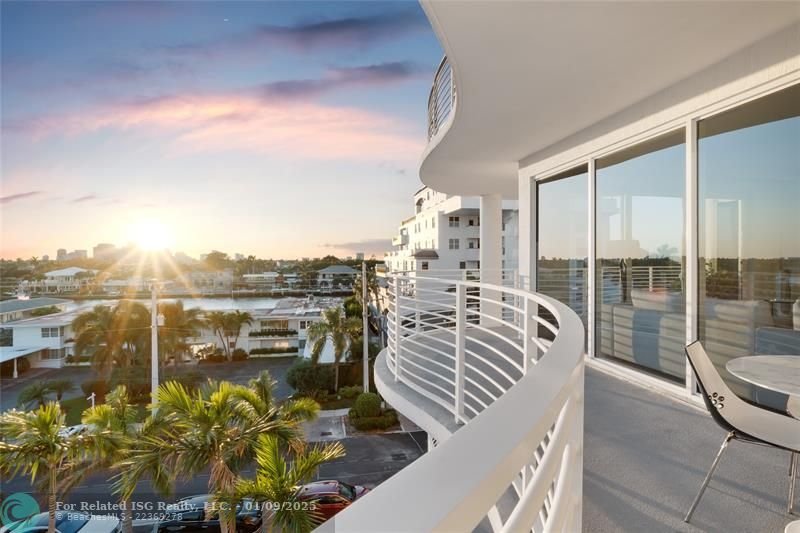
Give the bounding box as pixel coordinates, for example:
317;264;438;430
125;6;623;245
427;56;456;140
328;270;585;532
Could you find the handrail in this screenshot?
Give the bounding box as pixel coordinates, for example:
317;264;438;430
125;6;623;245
325;270;586;532
427;56;456;140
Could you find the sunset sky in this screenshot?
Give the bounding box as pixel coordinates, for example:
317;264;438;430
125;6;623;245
0;1;441;260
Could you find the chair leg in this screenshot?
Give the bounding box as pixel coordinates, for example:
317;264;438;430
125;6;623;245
789;451;797;515
685;432;734;523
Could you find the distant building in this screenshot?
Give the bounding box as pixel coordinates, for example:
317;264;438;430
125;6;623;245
317;265;359;289
174;252;195;265
42;255;49;262
93;243;116;259
56;249;67;261
19;267;96;294
356;253;365;261
234;253;244;261
384;186;518;273
187;269;233;292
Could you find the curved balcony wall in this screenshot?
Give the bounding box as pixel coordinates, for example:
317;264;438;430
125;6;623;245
325;270;586;532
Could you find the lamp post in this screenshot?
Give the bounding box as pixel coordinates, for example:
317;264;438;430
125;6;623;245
362;262;369;393
150;279;164;415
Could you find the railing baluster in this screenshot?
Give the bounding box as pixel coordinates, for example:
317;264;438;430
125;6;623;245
394;276;402;381
454;281;466;423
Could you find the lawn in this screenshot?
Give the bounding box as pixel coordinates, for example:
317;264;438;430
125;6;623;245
60;396;148;426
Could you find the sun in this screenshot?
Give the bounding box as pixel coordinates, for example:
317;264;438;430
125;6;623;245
128;218;173;251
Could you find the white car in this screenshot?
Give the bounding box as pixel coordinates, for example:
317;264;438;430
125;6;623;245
58;424;88;438
0;512;120;533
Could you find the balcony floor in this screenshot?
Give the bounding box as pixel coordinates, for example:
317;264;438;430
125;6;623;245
584;366;796;532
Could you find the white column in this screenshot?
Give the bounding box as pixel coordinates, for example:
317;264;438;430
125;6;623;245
518;176;536;291
480;194;503;324
587;159;596;357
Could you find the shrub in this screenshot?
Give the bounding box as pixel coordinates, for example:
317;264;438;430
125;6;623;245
349;337;381;361
250;346;299;355
30;306;61;317
286;359;334;397
80;379;108;400
339;385;362;400
349;408;399;431
353;392;381;418
248;329;298;337
110;367;151;402
232;348;248;361
198;354;226;364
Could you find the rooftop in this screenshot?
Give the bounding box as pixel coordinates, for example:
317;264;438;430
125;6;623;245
5;308;85;328
317;265;359;275
44;267;93;277
0;297;70;314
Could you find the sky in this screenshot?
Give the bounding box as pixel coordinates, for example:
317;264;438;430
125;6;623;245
0;1;442;260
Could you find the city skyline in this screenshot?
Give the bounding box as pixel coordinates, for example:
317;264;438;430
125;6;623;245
0;1;442;259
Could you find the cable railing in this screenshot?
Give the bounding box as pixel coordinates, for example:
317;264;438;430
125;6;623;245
327;269;586;532
427;56;456;140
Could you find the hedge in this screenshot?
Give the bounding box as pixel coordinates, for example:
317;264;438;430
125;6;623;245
354;392;381;417
250;346;299;355
248;329;298;337
232;348;248;361
286;359;334;397
349;408;399;431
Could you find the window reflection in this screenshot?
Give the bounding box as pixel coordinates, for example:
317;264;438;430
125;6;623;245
698;84;800;407
595;131;686;381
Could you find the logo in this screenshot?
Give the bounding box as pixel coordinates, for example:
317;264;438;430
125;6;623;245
0;492;40;528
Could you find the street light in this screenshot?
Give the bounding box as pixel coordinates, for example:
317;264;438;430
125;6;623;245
150;279;164;415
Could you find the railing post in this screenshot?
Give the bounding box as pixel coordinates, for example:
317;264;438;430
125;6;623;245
394;278;402;382
522;298;538;372
648;266;654;290
454;282;466;423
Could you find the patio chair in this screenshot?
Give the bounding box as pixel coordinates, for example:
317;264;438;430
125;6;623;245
684;341;799;522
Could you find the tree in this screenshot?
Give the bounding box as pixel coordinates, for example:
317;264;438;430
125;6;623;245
235;435;345;533
159;301;204;367
80;386;168;533
118;381;299;533
46;379;75;401
235;371;320;427
353;268;383;316
204;250;232;271
306;307;361;392
0;404;94;533
72;301;151;377
17;381;52;408
205;311;252;361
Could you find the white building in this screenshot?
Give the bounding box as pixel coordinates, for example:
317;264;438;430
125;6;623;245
186;269;233;292
0;308;82;376
241;272;280;288
384;186;518;273
338;4;800;532
0;297;70;324
19;267;96;294
316;265;358;289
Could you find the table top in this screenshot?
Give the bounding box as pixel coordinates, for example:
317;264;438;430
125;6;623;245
726;355;800;397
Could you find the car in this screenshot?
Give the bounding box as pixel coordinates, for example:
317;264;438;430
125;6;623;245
151;495;261;533
58;424;88;438
0;512;120;533
298;480;369;521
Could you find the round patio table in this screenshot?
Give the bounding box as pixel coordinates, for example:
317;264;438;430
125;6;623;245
727;355;800;417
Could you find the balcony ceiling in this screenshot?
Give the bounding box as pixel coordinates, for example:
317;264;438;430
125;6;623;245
419;1;800;198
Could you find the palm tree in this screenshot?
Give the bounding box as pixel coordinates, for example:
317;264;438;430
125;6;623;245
72;304;122;378
204;311;252;361
159;301;204;367
17;381;52;408
118;381;299;533
46;379;75;401
306;307;362;392
80;386;169;533
0;404;94;533
353;268;382;316
235;435;345;533
114;300;151;366
235;371;320;427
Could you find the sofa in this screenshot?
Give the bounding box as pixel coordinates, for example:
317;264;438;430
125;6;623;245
599;291;800;406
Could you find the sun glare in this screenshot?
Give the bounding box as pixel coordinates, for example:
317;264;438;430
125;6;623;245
128;219;173;251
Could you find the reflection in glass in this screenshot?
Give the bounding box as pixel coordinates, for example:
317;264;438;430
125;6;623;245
595;132;685;381
537;167;588;327
698;84;800;406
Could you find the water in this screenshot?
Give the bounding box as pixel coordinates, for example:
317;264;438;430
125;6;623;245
65;297;282;312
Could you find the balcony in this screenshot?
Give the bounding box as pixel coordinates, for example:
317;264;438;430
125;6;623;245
326;270;797;532
392;233;409;247
427;57;455;141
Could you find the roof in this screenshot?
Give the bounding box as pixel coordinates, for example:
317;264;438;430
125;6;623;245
299;480;342;496
0;297;70;314
5;308;84;327
44;267;92;277
412;249;440;259
0;346;48;363
317;265;358;274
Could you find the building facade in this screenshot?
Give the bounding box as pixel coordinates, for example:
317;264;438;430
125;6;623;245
384;187;519;273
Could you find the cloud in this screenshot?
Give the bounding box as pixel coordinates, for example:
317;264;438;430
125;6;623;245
163;10;428;58
72;194;98;203
0;191;43;204
5;84;424;161
323;238;392;255
259;62;420;101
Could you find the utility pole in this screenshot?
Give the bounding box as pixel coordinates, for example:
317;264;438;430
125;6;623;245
362;262;369;393
150;279;160;415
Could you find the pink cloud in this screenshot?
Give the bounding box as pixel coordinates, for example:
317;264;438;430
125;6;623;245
8;93;424;161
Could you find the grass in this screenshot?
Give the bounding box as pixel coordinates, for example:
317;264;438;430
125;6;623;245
60;396;148;426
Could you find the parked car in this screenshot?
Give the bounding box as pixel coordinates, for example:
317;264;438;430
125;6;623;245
151;495;260;533
58;424;88;438
298;480;369;521
0;512;120;533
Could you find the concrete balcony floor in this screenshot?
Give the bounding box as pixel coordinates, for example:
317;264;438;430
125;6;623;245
585;366;796;532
